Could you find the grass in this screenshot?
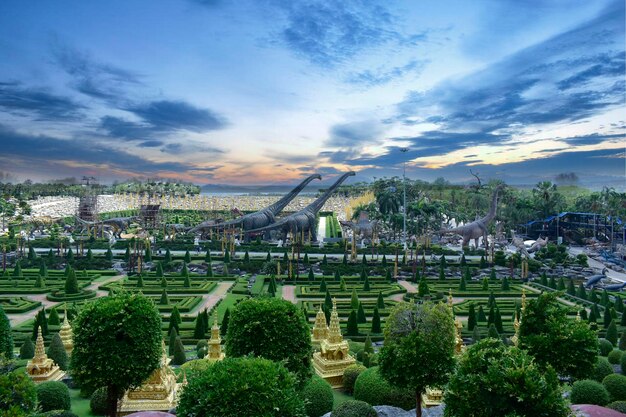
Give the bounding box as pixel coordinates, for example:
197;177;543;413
332;388;353;409
70;388;96;417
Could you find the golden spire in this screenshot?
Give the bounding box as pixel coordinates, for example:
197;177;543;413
512;310;520;347
448;289;453;309
33;326;47;363
60;307;74;355
521;288;527;312
312;305;329;343
576;310;581;321
327;298;343;344
211;313;220;340
206;313;224;361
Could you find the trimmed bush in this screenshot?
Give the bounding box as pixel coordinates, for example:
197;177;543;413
37;381;71;411
47;333;68;370
607;401;626;413
90;387;108;415
179;359;213;376
593;357;615;383
331;400;377;417
343;364;366;394
570;379;610;406
600;339;614;356
20;338;35;359
171;336;187;365
608;349;623;365
177;357;305;417
353;366;414;410
603;374;626;402
302;375;333;417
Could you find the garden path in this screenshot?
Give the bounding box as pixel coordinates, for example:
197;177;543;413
282;285;297;304
183;281;233;317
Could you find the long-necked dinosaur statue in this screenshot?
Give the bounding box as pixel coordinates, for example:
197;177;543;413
75;216;139;238
439;185;503;248
188;174;322;235
246;171;356;241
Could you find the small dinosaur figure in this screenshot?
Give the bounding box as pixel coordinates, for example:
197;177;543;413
76;216;139;238
439;185;503;248
510;230;530;258
340;212;378;240
528;236;548;253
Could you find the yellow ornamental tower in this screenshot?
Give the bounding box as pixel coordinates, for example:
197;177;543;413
311;305;329;348
59;310;73;356
119;341;178;415
26;327;66;383
313;299;356;388
206;314;225;362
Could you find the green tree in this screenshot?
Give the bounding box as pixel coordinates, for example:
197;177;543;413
357;302;367;324
363;275;371;291
220;308;230;337
351;289;360;310
377;292;385;309
171;336;187;365
606;320;618;346
444;339;569;417
0;369;37;417
159;289;169;305
418;277;430;297
64;267;79;295
70;293;162;417
372;307;382;333
347;310;359;336
225;298;312;386
168;328;178;356
0;306;13;359
47;333;68;370
487;323;500;339
477;306;487;322
184;250;191;263
19;338;34;359
379;302;456;417
168;306;181;335
176;357;305;417
519;292;598;380
467;303;477;331
105;248;113;261
164;248;172;263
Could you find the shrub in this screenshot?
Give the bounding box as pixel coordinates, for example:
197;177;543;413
607;401;626;413
301;375;333;417
177;357;305;417
20;338;35;359
342;364;366;394
600;339;614;356
331;400;377;417
603;374;626;402
179;359;213;376
171;336;187;365
570;379;610;406
353;367;414;410
90;387;108;415
608;350;623;365
0;370;37;416
593;357;615;382
37;381;71;411
47;333;68;370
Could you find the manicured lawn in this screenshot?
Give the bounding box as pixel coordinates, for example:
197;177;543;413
70;388;96;417
332;388;353;409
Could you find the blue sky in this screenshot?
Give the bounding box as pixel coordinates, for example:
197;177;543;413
0;0;623;188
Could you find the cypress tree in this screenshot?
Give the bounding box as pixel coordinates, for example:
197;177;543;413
601;290;610;307
193;314;206;339
334;270;340;282
342;254;348;265
181;262;190;278
487;323;500;339
123;246;130;262
371;307;382;333
266;252;271;262
145;246;152;262
346;310;359;336
540;272;548;286
615;295;624;313
243;251;250;263
357;303;367;324
382;255;387;267
460;254;466;266
501;276;510;291
619;331;626;351
206;262;213;277
86;248;94;261
477;305;487;322
590;290;599;304
47;249;54;260
47;333;68;370
362;254;367;265
19;337;34;359
319;276;327;293
418;277;430;297
28;246;36;260
377;292;385;309
34;274;43;288
340;277;347;291
548;276;556;289
487;306;495;327
323;305;331;325
606;319;618;345
482;278;489;291
363;275;371;291
351;289;359;310
621;311;626;326
577;283;587;300
221;308;230;336
39;259;48;277
364;334;373;355
184;250;191;263
168;327;178;356
308;267;315;281
567;279;576;296
494;308;503;333
0;306;13;359
322;254;327;265
467;303;477;331
487;291;496;308
65;268;79;294
588;308;597;324
105;248;113;261
164;248;172;263
439;265;446;281
480;255;487;269
137;274;144;288
156;262;164;277
183;274;191;288
440;254;447;269
580;309;588;321
48;308;60;326
324;290;333;310
604;307;614;328
13;261;22;278
171;336;187;365
472;325;481;342
205;250;212;263
459;275;467;291
557;277;565;291
66;247;74;262
161;276;168;288
168;306;181;334
159;290;169;305
387;269;393;283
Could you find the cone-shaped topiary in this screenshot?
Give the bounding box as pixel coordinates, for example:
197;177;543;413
65;267;79;295
47;332;68;370
221;308;230;337
159;289;169;305
171;336;187;365
20;337;34;359
0;306;14;359
351;289;359;310
357;302;367;324
48;308;60;326
347;310;359;336
371;307;382;333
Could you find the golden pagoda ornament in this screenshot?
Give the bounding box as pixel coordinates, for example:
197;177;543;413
119;341;178;415
422;387;444;407
26;326;65;383
511;311;520;347
59;309;73;356
205;314;225;362
311;305;329;348
312;298;356;388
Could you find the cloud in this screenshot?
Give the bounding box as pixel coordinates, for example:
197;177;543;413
0;81;85;121
99;116;153;140
327;120;385;148
345;60;428;86
124;100;228;132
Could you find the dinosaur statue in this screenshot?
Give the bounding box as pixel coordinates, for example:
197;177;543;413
585;268;609;289
439;185;503;248
75;216;139;238
340;211;378;240
602;281;626;291
188;174;322;235
510;230;530;258
528;236;549;253
246;171;356;241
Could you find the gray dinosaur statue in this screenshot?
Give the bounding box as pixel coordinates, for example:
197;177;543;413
188;174;322;235
246;171;356;241
585;268;609;289
439;185;503;248
528;236;548;253
75;216;139;238
510;230;530;258
340;211;378;240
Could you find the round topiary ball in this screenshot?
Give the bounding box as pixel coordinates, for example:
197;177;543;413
301;375;333;417
608;350;623;365
342;364;367;394
593;357;615;382
331;400;377;417
603;374;626;402
600;339;614;356
570;379;610;406
36;381;71;412
353;366;414;410
607;401;626;413
90;387;108;415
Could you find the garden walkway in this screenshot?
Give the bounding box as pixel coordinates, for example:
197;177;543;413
184;281;233;317
282;285;297;304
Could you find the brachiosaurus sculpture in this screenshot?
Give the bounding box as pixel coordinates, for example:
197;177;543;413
188;174;322;235
439;185;503;248
246;171;356;241
75;216;139;238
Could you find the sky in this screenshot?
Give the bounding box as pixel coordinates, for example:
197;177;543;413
0;0;624;188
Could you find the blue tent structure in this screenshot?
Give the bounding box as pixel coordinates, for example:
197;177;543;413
522;212;625;247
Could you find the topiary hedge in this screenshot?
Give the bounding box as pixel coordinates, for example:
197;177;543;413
603;374;626;402
608;349;623;365
592;357;615;383
36;381;71;412
607;401;626;413
90;387;108;415
353;366;414;410
342;364;366;394
331;400;377;417
599;339;614;356
301;375;333;417
570;379;610;406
